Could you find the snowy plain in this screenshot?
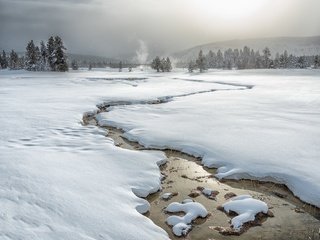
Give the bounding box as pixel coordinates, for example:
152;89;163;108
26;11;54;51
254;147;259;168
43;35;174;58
97;69;320;208
0;68;320;239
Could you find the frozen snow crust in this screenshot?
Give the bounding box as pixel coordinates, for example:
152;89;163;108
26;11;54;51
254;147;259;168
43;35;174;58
97;69;320;207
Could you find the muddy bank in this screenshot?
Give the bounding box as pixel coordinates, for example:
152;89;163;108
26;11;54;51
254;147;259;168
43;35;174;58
84;108;320;239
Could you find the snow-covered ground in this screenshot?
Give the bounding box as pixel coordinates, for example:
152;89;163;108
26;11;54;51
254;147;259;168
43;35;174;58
0;68;319;239
97;69;320;208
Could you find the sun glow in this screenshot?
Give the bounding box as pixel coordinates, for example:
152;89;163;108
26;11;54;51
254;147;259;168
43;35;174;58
200;0;268;21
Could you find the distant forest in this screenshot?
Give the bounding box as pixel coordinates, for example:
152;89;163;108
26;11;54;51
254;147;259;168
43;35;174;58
180;47;320;72
1;37;319;72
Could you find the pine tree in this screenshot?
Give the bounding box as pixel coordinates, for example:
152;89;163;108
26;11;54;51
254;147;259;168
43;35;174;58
283;50;288;68
233;49;240;67
40;41;47;71
248;49;256;69
242;46;250;69
216;50;223;68
25;40;37;71
160;58;166;72
34;46;41;71
71;60;79;70
165;57;172;72
297;56;306;68
151;56;161;72
1;50;8;69
119;61;122;72
54;36;68;72
47;36;55;71
196;50;206;73
188;61;195;73
207;50;216;68
262;47;271;68
274;53;280;68
314;55;319;68
88;63;92;70
9;50;19;70
226;60;232;70
18;56;25;69
279;50;289;68
253;51;262;69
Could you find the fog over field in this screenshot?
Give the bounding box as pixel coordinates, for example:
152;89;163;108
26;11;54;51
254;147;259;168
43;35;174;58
1;0;320;57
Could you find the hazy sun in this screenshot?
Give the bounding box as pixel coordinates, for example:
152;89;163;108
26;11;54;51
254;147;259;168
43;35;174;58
200;0;267;21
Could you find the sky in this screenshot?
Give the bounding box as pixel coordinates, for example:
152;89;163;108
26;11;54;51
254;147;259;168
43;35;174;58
1;0;320;58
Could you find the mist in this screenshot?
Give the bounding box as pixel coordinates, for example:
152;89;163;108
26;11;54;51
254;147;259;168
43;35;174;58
1;0;320;57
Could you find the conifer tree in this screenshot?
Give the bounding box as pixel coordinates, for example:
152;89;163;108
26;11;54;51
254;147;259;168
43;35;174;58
297;56;306;68
165;57;172;72
242;46;250;69
9;50;19;70
40;41;47;71
188;61;195;73
35;46;41;71
196;50;206;73
314;55;319;68
151;56;161;72
254;51;262;69
160;58;166;72
263;47;271;68
18;56;25;69
119;61;122;72
1;50;8;69
25;40;37;71
47;36;55;71
216;49;224;68
207;50;216;69
71;60;79;70
54;36;68;72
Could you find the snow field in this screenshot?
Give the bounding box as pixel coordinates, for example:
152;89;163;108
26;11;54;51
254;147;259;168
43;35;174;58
1;69;319;239
97;69;320;207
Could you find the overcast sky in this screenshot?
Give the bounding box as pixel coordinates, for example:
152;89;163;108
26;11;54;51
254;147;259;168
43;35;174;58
1;0;320;57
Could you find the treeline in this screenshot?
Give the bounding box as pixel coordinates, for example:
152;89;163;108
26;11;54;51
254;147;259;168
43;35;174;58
0;36;68;71
184;47;320;72
0;50;23;70
71;60;141;70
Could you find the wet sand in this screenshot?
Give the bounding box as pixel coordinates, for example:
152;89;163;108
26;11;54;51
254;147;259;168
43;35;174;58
83;115;320;240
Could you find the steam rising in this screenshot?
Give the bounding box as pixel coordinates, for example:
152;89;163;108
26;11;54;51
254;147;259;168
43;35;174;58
134;40;149;64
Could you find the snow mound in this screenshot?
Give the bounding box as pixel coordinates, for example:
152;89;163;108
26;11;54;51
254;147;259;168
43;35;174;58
198;186;219;199
172;223;192;237
182;198;194;203
161;193;173;200
222;195;268;231
161;192;178;200
202;188;214;196
166;201;208;236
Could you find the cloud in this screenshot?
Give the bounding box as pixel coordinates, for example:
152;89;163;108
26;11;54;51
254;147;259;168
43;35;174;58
1;0;320;57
